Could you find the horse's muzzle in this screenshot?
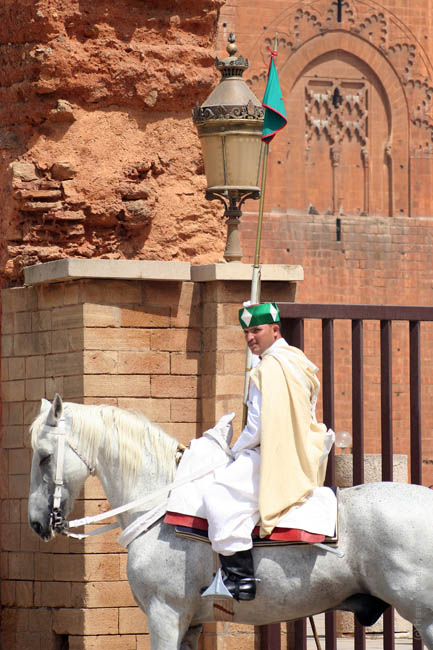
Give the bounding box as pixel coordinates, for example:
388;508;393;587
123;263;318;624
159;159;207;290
50;508;68;535
29;517;54;541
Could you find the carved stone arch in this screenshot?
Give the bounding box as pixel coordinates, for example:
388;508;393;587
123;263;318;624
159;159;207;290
281;31;408;129
260;31;410;216
262;30;410;217
236;0;433;216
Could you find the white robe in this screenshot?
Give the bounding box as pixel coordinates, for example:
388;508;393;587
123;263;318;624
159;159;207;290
202;338;334;555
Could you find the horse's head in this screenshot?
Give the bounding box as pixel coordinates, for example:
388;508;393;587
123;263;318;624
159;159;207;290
28;394;91;540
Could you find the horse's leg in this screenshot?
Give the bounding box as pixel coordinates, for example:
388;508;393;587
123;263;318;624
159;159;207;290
418;623;433;650
180;625;203;649
147;598;196;650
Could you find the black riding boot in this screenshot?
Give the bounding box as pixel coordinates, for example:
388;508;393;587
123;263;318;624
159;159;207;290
219;549;256;601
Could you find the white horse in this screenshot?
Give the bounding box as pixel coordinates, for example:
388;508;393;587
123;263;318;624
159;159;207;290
28;395;433;650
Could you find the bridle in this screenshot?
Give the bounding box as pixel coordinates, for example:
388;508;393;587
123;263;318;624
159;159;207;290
43;417;232;546
48;418;95;534
45;416;191;542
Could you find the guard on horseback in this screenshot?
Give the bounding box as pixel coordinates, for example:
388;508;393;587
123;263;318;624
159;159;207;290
202;302;334;601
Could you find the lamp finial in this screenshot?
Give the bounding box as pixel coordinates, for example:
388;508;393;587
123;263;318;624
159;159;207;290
227;32;238;57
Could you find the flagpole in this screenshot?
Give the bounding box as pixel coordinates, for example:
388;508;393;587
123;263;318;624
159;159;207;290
242;37;278;427
253;141;269;271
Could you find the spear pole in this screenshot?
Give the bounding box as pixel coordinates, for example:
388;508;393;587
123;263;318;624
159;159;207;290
241;37;277;428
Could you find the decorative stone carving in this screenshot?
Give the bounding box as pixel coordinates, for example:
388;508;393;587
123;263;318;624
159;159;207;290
406;78;433;122
412;118;433;157
294;9;323;47
325;0;355;30
248;0;433;163
305;80;368;148
192;101;264;122
356;13;387;48
387;42;416;81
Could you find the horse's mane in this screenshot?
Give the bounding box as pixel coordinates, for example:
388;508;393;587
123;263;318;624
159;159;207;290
30;402;180;483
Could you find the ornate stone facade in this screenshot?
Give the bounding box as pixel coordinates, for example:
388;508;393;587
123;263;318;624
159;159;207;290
237;0;433;218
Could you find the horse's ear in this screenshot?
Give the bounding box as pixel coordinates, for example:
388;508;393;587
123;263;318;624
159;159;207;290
40;398;51;413
46;394;63;426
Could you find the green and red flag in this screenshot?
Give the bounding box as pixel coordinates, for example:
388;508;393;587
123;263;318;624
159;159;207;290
261;50;287;143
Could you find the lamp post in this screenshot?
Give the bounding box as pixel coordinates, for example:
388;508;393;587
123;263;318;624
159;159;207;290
193;33;264;262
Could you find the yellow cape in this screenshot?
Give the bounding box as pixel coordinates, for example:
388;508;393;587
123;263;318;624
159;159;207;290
250;344;328;537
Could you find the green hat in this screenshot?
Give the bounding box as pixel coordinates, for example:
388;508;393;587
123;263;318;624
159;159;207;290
238;302;280;329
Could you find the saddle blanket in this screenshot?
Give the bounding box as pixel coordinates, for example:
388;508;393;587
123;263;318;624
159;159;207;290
164;414;338;546
165;508;338;546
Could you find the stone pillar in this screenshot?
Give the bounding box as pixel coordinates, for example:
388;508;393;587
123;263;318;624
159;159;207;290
335;453;409;487
1;260;198;650
193;263;301;439
1;258;303;650
192;262;301;650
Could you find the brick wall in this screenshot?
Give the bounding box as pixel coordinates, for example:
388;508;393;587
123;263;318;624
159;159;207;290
0;271;297;650
1;278;202;650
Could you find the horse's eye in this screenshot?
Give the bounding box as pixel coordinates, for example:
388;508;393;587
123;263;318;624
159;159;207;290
39;455;51;467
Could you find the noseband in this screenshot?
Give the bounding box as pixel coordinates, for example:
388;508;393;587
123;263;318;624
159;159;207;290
48;418;95;534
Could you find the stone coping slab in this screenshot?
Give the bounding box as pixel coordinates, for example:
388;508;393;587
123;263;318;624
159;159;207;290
24;259;304;285
24;258;192;284
191;263;303;282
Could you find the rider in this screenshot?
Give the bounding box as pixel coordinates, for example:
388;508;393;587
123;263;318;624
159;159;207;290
202;302;333;601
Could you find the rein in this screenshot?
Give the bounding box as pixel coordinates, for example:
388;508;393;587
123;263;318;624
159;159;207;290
47;416;342;557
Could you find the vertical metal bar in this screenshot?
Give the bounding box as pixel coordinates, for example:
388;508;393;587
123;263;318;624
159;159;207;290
293;319;305;650
410;320;423;650
322;318;337;650
383;609;395;650
286;622;295;650
352;319;365;650
281;318;304;352
324;612;336;650
380;320;394;650
259;623;281;650
291;318;305;351
322;318;335;487
295;618;307;650
410;321;422;485
413;628;423;650
354;619;366;650
380;320;393;481
352;319;364;486
279;318;291;349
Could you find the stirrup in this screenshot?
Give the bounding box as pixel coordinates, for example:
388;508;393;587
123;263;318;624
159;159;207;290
201;568;233;600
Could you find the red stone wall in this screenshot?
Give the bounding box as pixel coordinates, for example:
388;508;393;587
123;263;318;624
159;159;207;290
0;0;226;285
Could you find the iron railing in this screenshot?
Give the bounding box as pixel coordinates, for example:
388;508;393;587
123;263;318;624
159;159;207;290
258;303;433;650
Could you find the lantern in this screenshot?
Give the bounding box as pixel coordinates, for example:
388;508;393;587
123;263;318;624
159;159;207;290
193;33;264;261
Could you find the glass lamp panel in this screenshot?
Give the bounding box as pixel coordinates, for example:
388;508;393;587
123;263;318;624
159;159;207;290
225;133;262;188
200;134;226;187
